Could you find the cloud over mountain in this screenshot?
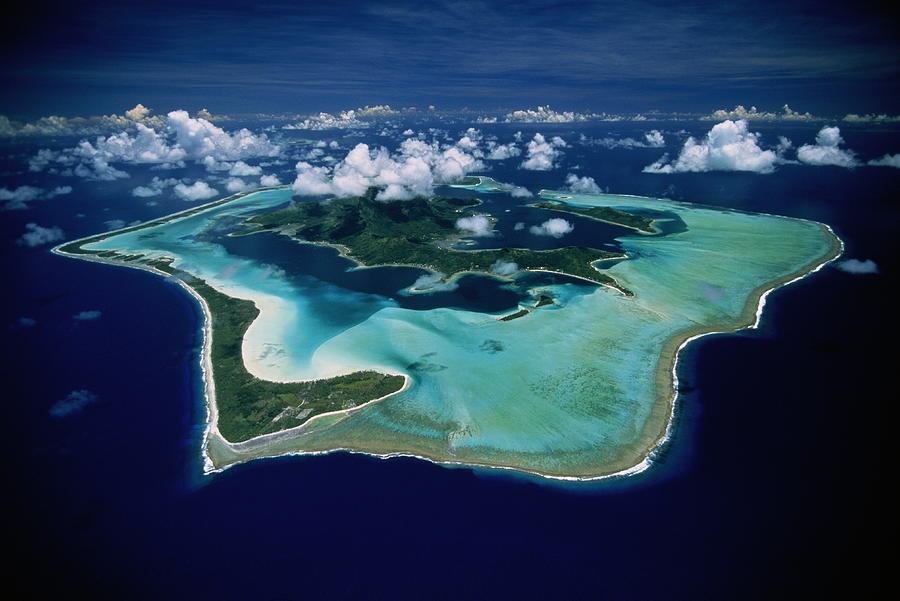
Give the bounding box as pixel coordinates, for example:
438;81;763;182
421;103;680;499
291;136;484;200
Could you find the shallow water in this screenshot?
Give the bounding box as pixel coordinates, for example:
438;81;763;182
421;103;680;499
84;184;837;476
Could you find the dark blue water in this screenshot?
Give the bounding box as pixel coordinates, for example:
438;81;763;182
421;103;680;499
3;122;897;599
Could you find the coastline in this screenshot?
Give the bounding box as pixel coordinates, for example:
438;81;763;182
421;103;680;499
52;186;845;482
206;220;843;480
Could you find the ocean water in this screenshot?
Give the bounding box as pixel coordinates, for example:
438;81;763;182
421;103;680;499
3;120;897;599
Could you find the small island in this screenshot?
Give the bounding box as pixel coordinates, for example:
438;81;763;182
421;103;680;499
53;182;842;480
243;186;633;293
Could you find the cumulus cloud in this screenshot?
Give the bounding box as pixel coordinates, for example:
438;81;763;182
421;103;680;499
131;176;179;197
843;113;900;123
28;110;279;180
291;137;484;200
485;142;521;160
17;223;64;246
580;130;665;149
1;105;166;138
1;185;72;210
643;120;777;174
706;104;816;122
563;173;604;194
284;105;398;130
174;181;218;201
497;182;532;197
225;178;254;193
259;174;281;186
409;272;459;292
834;259;878;274
645;130;665;147
530;218;574;238
504;106;591;123
49;389;99;418
228;161;263;177
455;215;493;237
520;133;566;171
868;154;900;168
796;126;859;168
74;310;102;320
489;259;518;276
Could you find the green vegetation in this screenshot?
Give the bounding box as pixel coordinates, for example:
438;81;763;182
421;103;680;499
529;201;656;233
188;280;404;442
534;295;555;308
499;308;531;321
55;244;405;444
247;188;631;293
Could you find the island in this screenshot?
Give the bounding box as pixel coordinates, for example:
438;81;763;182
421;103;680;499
52;181;842;480
242;186;632;293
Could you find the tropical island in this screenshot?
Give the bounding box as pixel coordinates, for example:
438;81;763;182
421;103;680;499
53;185;647;443
242;186;633;293
52;182;842;480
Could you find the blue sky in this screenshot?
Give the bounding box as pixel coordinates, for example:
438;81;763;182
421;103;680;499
2;0;898;118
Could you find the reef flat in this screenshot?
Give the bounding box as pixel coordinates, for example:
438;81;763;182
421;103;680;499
53;183;841;479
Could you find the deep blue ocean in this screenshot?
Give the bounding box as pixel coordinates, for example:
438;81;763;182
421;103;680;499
3;121;897;600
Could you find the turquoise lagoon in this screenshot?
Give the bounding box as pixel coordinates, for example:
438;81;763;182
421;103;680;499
68;183;841;479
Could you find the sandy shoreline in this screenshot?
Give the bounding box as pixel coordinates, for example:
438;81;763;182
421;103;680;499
52;187;845;482
207;220;843;481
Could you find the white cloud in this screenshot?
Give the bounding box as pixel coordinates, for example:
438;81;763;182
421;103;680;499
292;137;484;200
834;259;878;274
563;173;604;194
27;110;280;181
579;131;665;149
174;180;218;201
520;133;565;171
530;218;574;238
225;178;253;193
643;120;777;174
260;174;282;186
645;130;665;147
489;259;518;276
1;185;72;210
868;154;900;168
131;176;179;197
797;126;859;167
706;104;816;122
843;113;900;123
455;215;493;237
167;110;280;161
504;106;591;123
124;104;151;121
409;272;459;292
485;142;521;160
17;223;64;246
1;105;167;138
283;105;398;130
497;182;532;197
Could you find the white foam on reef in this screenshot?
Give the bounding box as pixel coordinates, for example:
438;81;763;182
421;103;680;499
56;186;843;481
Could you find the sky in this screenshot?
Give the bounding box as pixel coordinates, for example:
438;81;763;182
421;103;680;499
2;0;898;119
